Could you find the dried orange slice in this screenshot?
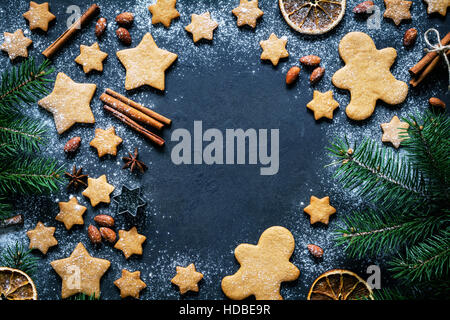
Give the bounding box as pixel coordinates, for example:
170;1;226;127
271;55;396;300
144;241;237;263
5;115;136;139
307;269;373;300
0;267;37;300
279;0;346;35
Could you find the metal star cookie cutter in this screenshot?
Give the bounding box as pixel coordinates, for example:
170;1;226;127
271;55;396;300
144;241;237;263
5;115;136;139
112;185;146;217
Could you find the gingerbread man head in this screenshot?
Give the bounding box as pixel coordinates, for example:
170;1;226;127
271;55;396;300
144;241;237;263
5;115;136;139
332;32;408;121
221;226;300;300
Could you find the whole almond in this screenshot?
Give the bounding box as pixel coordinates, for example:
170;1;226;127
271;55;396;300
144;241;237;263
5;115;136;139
353;1;374;13
286;66;301;85
403;28;418;47
95;17;107;38
116;12;134;28
64;136;81;153
94;214;115;227
310;67;325;84
100;227;116;243
307;244;324;258
88;225;102;244
299;55;321;67
429;97;446;109
116;27;131;45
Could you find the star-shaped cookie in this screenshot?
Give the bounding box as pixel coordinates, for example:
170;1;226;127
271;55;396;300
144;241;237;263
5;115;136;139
56;197;87;230
114;227;147;259
89;127;123;157
75;42;108;74
260;33;289;66
232;0;264;28
1;29;32;60
23;1;55;32
114;269;147;299
148;0;180;27
171;263;203;294
306;90;339;120
423;0;449;16
381;115;410;148
82;175;115;207
50;242;110;299
38;73;96;134
304;196;336;225
116;33;178;91
383;0;412;25
27;221;58;254
185;12;219;43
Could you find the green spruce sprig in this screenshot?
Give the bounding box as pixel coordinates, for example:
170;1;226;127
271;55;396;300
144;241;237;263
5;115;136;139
0;242;38;275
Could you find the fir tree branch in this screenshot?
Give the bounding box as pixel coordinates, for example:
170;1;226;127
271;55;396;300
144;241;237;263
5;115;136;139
0;242;38;275
0;197;13;219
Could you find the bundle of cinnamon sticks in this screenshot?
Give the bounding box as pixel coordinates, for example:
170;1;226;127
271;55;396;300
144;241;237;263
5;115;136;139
100;89;171;147
409;32;450;87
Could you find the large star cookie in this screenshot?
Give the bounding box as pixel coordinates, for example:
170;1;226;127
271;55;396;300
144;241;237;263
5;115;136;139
38;73;96;134
50;242;110;299
185;12;219;42
381;115;410;148
116;33;178;91
221;226;300;300
383;0;412;25
332;32;408;121
114;227;147;259
27;221;58;254
56;197;87;230
1;29;32;60
171;263;203;294
114;269;147;299
148;0;180;27
307;90;339;120
75;42;108;74
260;33;289;66
89;127;123;157
82;175;115;207
232;0;264;28
23;1;56;32
423;0;449;16
304;196;336;225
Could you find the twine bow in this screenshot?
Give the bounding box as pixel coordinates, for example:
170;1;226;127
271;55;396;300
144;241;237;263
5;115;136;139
424;28;450;90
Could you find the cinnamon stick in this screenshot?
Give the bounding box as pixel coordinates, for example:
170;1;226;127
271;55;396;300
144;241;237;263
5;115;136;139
410;50;450;87
409;32;450;76
103;105;165;147
42;4;100;58
100;93;164;130
0;214;24;229
105;88;172;126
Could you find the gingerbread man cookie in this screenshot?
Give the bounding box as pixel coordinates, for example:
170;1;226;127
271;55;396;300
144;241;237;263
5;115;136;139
221;226;300;300
332;32;408;121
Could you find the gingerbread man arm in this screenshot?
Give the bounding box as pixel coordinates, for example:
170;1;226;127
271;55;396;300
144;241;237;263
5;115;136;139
377;48;409;105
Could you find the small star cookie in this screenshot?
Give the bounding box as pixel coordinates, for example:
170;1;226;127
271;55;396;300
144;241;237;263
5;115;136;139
26;221;58;254
50;242;110;299
116;33;178;91
260;33;289;66
75;42;108;74
1;29;32;60
423;0;449;16
304;196;336;225
383;0;412;25
232;0;264;28
82;175;115;207
89;127;123;158
114;227;147;259
381;115;410;148
221;226;300;300
306;90;339;120
114;269;147;299
38;73;96;134
148;0;180;27
23;1;55;32
171;263;203;294
185;12;219;43
56;197;86;230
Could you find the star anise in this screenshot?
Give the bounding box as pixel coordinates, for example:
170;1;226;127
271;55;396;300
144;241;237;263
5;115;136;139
122;148;147;173
65;165;88;190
